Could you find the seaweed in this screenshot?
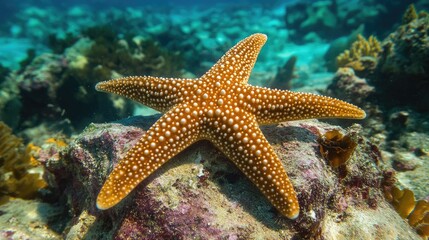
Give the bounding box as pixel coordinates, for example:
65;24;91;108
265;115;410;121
318;129;357;168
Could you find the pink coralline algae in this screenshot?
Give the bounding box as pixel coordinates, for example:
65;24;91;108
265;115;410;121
40;116;421;239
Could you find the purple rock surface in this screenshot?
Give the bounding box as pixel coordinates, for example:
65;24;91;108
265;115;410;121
41;116;420;239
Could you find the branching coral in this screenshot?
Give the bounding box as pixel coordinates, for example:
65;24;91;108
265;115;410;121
0;121;47;205
385;186;429;238
337;35;381;73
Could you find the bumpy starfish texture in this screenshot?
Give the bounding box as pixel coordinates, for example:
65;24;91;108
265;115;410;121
95;33;366;219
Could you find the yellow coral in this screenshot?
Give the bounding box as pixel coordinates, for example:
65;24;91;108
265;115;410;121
337;35;381;72
0;122;24;173
0;121;47;205
386;186;429;238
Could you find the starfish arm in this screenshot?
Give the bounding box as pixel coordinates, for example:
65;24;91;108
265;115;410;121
244;86;366;125
95;76;190;113
96;105;201;209
202;33;267;85
202;112;299;219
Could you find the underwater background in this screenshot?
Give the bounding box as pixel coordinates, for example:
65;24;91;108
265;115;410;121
0;0;428;239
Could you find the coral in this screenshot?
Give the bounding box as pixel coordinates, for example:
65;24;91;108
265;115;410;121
76;25;184;79
385;186;429;238
0;121;47;205
17;53;65;128
336;35;381;74
40;116;420;239
371;5;429;111
0;23;186;133
52;25;183;129
318;129;357;168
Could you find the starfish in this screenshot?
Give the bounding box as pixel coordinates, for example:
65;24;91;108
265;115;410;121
95;33;365;219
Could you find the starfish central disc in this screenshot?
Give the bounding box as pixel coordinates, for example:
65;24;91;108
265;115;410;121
95;33;366;219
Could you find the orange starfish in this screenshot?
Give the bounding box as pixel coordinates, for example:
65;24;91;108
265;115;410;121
95;33;365;219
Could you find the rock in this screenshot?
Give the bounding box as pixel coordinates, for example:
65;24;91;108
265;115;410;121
327;67;375;106
0;199;65;240
390;131;429;200
41;116;420;239
373;11;429;111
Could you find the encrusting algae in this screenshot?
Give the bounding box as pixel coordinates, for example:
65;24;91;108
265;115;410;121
0;121;47;205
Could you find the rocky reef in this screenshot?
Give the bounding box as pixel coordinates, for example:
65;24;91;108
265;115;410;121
372;6;429;111
0;25;184;135
330;5;429;112
323;7;429;238
31;116;419;239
